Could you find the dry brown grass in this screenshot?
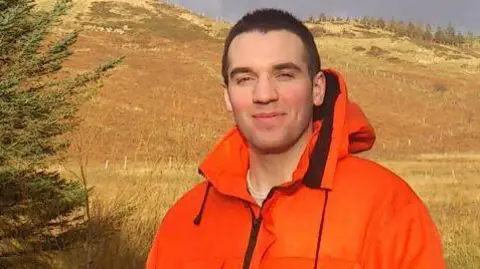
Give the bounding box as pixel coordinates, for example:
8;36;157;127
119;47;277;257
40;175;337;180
382;157;480;268
49;157;480;269
51;163;201;269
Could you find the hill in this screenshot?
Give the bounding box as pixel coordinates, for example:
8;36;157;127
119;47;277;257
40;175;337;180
35;0;480;166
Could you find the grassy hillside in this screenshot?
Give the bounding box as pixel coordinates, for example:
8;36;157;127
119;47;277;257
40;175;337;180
24;1;480;268
43;0;479;166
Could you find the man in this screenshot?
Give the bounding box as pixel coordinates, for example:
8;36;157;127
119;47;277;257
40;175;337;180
146;8;446;269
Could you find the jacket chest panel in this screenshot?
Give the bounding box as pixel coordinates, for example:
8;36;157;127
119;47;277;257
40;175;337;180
259;190;328;259
257;188;366;262
181;188;367;267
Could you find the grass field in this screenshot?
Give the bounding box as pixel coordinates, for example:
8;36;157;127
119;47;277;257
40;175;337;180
47;156;480;269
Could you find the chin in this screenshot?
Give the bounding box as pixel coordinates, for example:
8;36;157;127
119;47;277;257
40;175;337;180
250;135;293;154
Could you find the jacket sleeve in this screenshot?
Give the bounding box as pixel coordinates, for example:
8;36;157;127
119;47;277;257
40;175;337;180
145;225;164;269
362;201;446;269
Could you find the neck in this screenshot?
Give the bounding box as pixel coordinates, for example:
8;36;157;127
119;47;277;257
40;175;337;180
248;124;313;194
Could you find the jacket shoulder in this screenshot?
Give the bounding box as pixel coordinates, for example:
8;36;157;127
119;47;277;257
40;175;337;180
342;158;446;268
159;181;208;230
335;155;423;206
146;181;208;267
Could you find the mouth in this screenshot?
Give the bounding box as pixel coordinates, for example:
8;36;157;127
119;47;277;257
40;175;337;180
252;112;286;118
252;112;287;126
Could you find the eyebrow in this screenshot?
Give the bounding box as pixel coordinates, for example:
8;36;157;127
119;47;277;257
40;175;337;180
229;62;303;79
272;62;303;72
229;67;253;79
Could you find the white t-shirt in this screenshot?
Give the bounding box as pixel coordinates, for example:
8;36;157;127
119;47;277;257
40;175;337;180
246;170;269;206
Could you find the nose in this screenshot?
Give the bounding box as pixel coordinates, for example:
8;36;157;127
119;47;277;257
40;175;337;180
252;75;279;104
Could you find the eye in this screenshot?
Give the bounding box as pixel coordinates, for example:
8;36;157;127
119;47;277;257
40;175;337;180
277;72;294;80
236;77;252;85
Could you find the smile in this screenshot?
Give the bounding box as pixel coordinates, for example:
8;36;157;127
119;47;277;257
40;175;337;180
252;112;287;125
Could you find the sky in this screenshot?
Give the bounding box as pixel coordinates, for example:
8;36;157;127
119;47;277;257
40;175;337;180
166;0;480;34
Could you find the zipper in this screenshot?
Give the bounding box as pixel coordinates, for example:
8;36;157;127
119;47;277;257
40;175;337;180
241;181;304;268
242;211;263;269
242;186;281;269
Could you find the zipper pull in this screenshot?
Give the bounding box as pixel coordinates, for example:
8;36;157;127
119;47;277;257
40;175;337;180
253;216;262;228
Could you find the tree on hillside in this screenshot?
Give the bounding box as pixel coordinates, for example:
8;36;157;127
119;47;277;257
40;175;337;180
422;24;434;42
0;0;122;267
345;14;475;47
376;17;386;29
444;22;456;45
318;13;327;23
360;16;369;26
396;20;407;36
406;21;417;38
413;21;426;40
455;31;466;46
434;27;446;44
387;17;396;31
466;31;475;47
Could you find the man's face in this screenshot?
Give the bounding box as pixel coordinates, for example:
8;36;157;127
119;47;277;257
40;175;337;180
225;30;325;153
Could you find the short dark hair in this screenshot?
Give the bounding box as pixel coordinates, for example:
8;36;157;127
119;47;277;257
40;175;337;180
221;8;321;86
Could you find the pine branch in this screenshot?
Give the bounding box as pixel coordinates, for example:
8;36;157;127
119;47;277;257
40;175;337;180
1;1;124;267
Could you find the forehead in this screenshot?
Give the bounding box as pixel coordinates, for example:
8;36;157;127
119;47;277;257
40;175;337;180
228;30;307;71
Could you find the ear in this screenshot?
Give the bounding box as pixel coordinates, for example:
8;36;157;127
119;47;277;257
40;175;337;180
223;84;233;112
312;71;326;106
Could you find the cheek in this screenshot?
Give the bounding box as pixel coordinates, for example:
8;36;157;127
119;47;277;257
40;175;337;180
228;90;251;112
279;86;312;110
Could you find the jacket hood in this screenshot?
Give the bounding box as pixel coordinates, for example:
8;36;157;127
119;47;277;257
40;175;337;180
198;69;375;201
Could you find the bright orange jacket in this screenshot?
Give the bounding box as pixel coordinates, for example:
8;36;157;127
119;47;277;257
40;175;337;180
146;69;446;269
